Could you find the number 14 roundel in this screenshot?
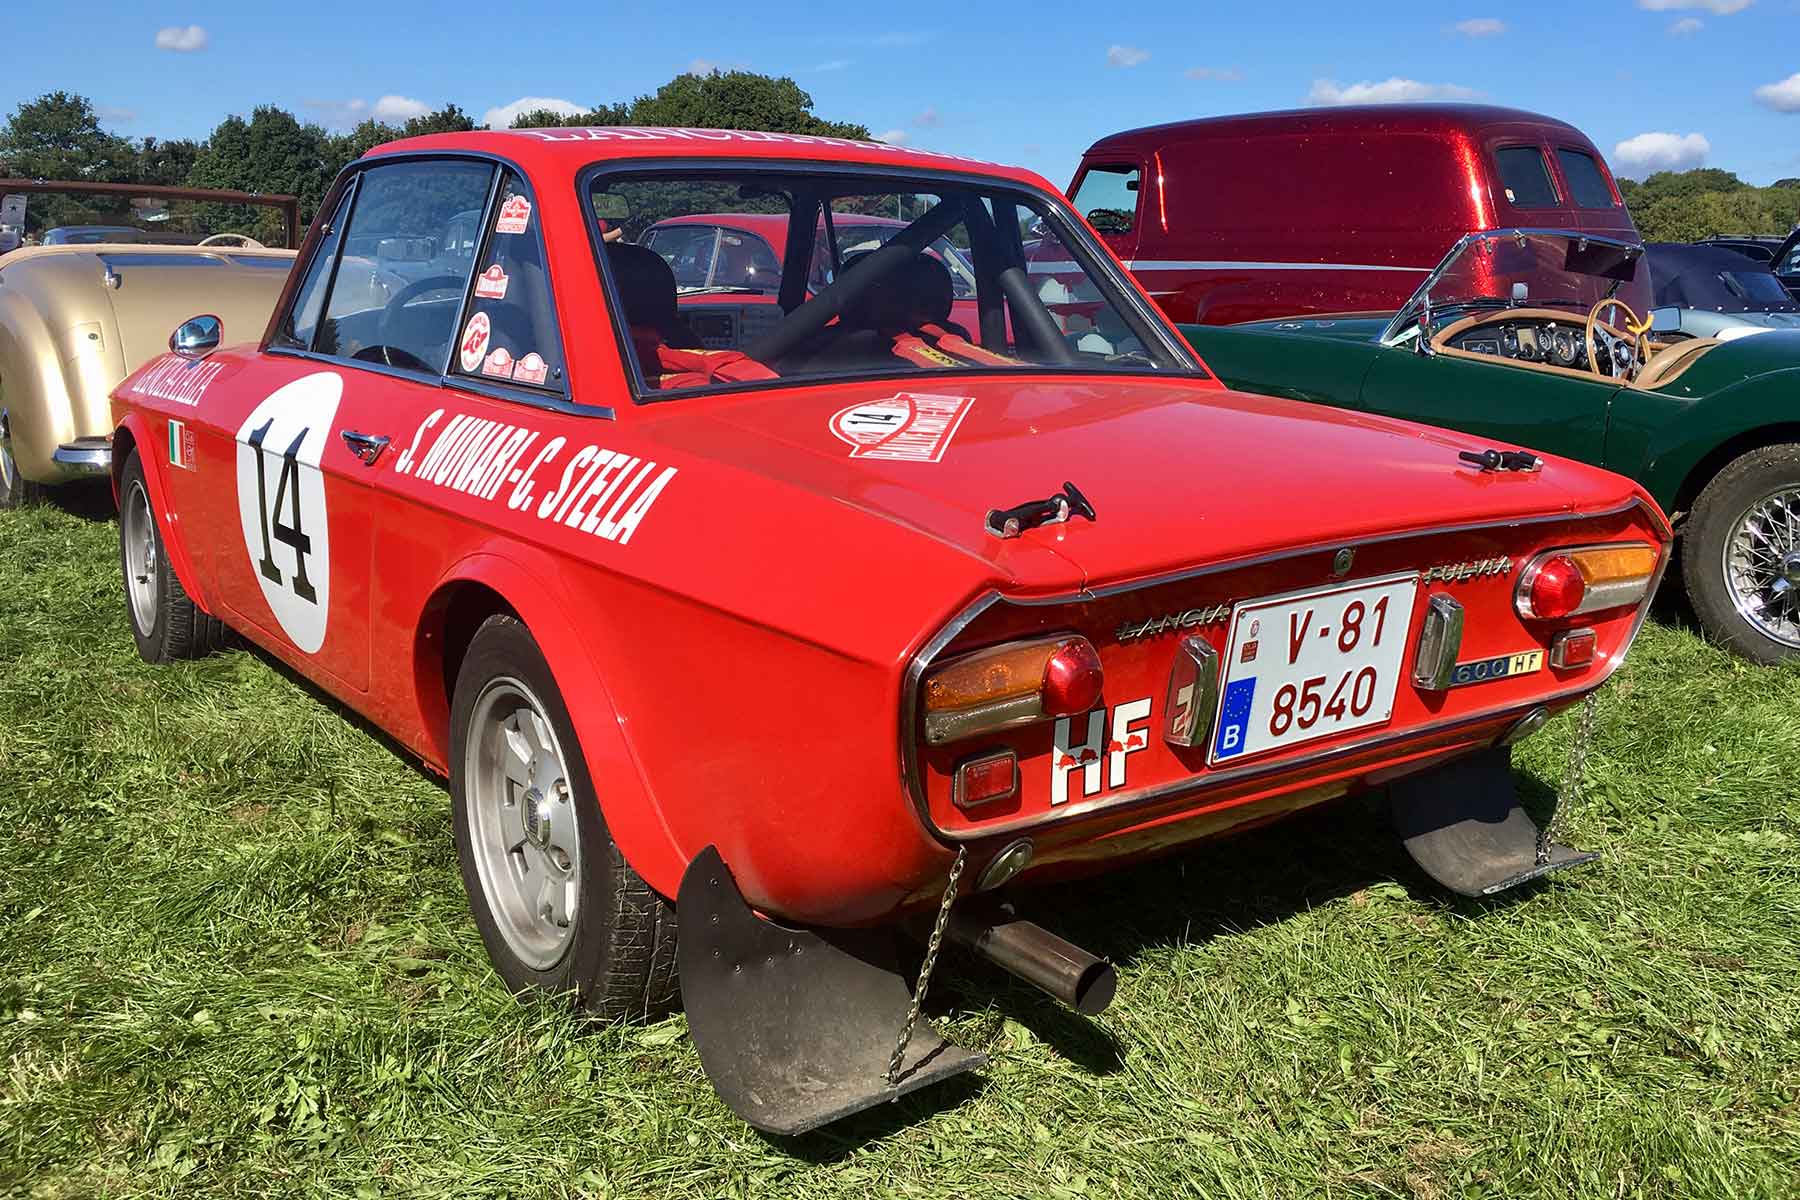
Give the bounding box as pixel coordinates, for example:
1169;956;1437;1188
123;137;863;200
234;372;341;654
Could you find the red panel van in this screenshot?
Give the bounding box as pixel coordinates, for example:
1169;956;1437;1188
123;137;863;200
1068;105;1638;325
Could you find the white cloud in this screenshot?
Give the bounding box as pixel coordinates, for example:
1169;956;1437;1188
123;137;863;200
1452;17;1506;36
482;96;585;130
370;95;430;123
874;129;910;145
913;106;942;128
1669;16;1704;31
811;58;851;72
1185;66;1243;81
1612;130;1711;175
96;105;136;125
154;24;207;52
685;57;748;75
1106;44;1150;68
1636;0;1751;11
1754;72;1800;112
1308;77;1481;105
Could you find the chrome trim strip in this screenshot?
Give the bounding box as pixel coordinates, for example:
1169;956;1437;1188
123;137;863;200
52;439;112;476
1411;594;1465;690
900;499;1669;844
925;691;1044;746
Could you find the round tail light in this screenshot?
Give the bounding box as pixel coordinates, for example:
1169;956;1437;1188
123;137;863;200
1521;554;1586;620
1042;638;1104;715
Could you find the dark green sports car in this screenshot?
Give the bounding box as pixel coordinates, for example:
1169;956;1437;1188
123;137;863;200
1180;229;1800;664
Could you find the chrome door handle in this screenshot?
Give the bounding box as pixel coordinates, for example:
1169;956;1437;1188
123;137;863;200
341;430;390;466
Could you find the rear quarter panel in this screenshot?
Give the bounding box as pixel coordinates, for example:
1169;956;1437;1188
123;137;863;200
0;252;127;481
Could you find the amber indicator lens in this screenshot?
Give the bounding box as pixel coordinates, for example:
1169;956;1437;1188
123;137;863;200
924;636;1102;714
1518;543;1659;620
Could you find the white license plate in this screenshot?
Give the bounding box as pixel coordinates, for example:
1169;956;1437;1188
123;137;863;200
1208;574;1419;764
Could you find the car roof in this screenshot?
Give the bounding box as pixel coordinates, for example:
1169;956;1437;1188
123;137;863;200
1647;241;1799;311
1085;104;1594;154
367;127;1046;190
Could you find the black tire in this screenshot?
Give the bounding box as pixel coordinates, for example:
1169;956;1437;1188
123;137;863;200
1684;443;1800;665
450;614;678;1020
0;438;42;509
118;449;227;663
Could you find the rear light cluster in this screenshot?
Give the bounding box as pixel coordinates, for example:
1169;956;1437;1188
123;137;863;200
922;635;1102;745
1516;544;1660;621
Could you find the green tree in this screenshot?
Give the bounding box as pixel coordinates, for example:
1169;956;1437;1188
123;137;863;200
0;91;139;232
506;71;868;139
1621;168;1800;242
400;104;478;138
187;106;336;241
135;137;203;187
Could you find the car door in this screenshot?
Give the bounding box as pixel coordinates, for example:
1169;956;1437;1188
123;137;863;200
1359;342;1621;467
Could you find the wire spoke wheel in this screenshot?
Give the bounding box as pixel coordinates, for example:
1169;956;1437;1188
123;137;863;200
121;479;161;636
1723;486;1800;649
463;676;582;971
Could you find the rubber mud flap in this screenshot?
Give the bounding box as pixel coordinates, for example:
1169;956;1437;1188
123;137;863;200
1389;748;1598;897
677;846;986;1136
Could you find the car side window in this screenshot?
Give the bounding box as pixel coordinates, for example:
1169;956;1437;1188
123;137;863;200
272;186;353;351
1494;146;1558;209
1070;165;1140;235
452;170;567;392
1555;149;1616;209
314;160;493;374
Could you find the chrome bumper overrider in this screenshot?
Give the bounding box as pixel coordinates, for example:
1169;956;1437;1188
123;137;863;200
52;436;112;477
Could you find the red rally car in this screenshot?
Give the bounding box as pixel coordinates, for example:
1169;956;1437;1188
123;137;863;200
110;127;1671;1135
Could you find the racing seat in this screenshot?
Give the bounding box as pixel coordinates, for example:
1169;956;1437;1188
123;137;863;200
606;242;776;390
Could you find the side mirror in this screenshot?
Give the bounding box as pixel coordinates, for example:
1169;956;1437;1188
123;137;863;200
170;314;221;359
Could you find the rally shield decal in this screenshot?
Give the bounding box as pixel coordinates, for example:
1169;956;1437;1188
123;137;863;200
234;373;341;654
458;312;491;373
829;393;973;463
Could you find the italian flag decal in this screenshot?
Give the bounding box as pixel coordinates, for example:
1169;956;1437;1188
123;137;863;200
168;418;196;471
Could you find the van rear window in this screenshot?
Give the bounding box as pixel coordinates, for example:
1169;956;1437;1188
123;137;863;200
1495;147;1558;208
1555;149;1616;209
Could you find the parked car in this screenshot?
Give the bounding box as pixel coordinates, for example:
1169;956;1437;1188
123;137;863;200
1647;242;1800;339
1066;105;1636;326
111;128;1670;1135
1699;230;1800;303
0;181;299;507
1180;228;1800;663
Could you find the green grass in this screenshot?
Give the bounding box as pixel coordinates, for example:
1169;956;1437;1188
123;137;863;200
2;495;1797;1199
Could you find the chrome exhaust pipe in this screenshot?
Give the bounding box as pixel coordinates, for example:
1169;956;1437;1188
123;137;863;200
946;904;1117;1016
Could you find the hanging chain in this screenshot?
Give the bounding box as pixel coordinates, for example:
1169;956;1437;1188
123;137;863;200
886;844;967;1085
1539;690;1600;865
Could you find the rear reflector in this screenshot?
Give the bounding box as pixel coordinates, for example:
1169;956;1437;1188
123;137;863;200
1550;628;1598;669
953;751;1019;810
923;635;1103;745
1517;544;1660;620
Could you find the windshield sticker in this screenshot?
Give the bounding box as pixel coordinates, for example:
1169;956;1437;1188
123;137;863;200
233;372;341;655
394;408;677;546
474;264;509;299
458;312;491;373
495;195;532;235
482;347;515;380
830;393;973;464
515;352;549;386
131;354;225;407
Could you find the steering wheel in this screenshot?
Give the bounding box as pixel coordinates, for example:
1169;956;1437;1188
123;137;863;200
1585;297;1645;382
373;274;466;370
199;232;264;248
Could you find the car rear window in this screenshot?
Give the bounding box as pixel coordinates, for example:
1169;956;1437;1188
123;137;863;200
1070;165;1140;235
1555;149;1616;209
1494;147;1558;209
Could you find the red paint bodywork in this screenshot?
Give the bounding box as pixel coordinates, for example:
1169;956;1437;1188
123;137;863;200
112;127;1670;928
1069;105;1638;326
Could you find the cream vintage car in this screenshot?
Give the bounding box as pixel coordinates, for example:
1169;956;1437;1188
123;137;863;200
0;181;300;507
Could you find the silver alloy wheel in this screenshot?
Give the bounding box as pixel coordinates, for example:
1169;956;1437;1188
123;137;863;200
464;676;582;971
122;479;160;635
1722;485;1800;649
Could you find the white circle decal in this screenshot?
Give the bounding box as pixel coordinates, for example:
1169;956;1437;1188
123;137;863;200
234;372;341;654
459;312;491;373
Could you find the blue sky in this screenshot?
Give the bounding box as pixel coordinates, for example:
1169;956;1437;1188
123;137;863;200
9;0;1800;187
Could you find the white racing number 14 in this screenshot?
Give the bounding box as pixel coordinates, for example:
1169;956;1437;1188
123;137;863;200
234;373;342;654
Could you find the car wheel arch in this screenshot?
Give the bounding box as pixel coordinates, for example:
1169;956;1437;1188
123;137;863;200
110;415;213;615
412;553;686;900
1665;421;1800;521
